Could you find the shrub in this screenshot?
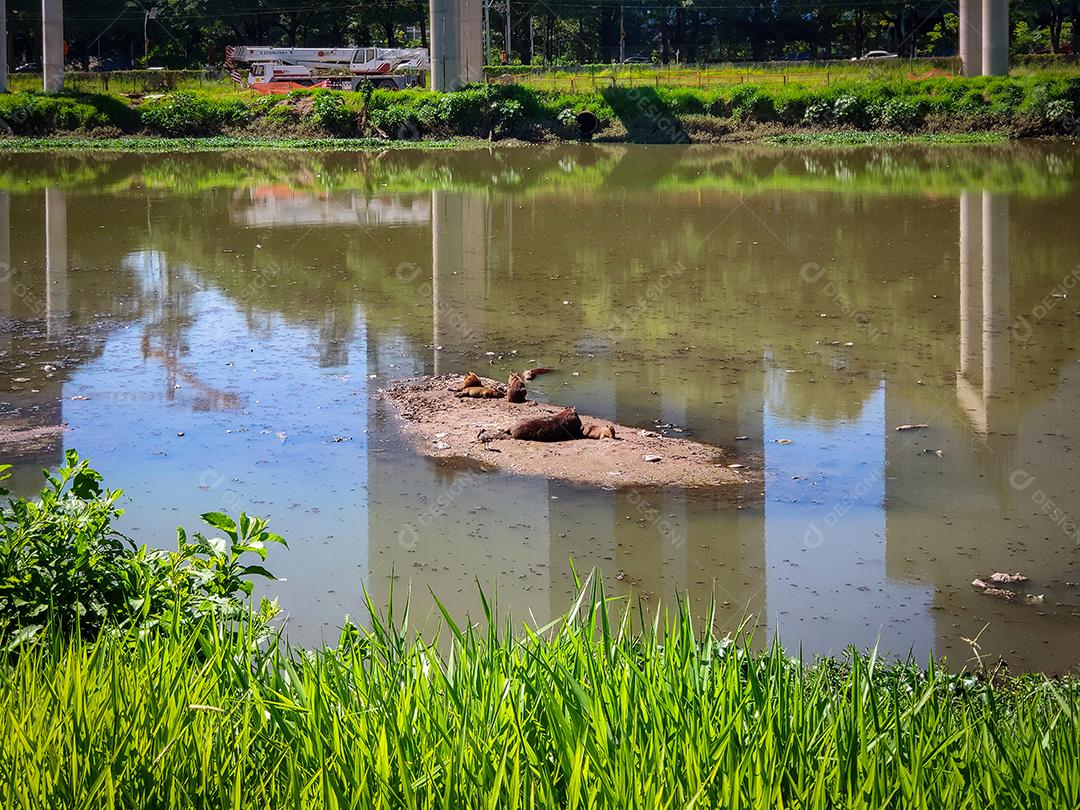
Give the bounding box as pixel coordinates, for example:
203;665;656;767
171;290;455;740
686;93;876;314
140;91;250;136
871;98;923;130
307;91;357;136
0;92;135;135
0;451;283;650
832;94;869;127
803;100;832;125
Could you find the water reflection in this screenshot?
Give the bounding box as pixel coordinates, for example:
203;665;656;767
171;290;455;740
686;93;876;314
1;145;1078;670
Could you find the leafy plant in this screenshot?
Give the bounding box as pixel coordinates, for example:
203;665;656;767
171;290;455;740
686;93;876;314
140;91;250;136
0;451;284;649
307;91;357;136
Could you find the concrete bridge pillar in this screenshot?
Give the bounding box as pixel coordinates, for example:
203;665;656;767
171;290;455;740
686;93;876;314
42;0;64;92
981;0;1009;76
959;0;983;76
430;0;483;91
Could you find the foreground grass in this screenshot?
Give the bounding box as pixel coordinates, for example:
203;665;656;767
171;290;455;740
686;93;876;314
2;581;1079;809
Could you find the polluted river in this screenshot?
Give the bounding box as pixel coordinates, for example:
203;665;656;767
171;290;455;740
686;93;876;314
1;143;1079;671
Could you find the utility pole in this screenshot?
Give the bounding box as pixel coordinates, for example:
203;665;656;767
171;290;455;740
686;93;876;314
504;0;511;62
483;0;491;66
0;0;8;93
144;6;158;63
619;4;625;63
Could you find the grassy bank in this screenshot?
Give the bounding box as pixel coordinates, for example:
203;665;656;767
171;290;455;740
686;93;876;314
6;460;1080;807
1;70;1079;145
3;586;1080;807
3;456;1080;806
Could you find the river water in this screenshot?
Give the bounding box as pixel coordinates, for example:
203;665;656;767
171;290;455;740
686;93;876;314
1;143;1078;670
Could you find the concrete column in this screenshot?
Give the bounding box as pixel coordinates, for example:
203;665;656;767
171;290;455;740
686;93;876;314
982;0;1009;76
981;191;1009;400
958;191;982;377
959;0;983;76
1;0;9;93
45;187;67;338
431;0;483;91
42;0;64;93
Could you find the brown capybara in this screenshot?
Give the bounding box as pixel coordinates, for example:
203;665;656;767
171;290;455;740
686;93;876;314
458;372;482;390
456;386;503;399
523;367;555;381
510;407;583;442
583;423;616;440
507;372;527;403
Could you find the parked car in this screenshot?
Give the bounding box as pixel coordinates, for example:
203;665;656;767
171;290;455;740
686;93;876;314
621;56;651;65
14;62;42;73
852;50;898;61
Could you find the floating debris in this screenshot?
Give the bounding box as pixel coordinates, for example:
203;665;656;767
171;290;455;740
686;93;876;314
896;424;930;431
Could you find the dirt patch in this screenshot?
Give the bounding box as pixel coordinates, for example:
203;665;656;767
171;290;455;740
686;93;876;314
0;421;67;456
380;375;763;490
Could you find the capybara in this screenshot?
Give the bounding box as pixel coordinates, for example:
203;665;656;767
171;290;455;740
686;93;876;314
510;406;583;441
456;386;503;399
583;423;616;439
523;367;555;381
507;372;527;403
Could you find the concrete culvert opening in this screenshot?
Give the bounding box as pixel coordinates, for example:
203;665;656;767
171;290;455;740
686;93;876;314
576;110;598;139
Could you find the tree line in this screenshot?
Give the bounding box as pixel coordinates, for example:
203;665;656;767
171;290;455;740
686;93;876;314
4;0;1077;70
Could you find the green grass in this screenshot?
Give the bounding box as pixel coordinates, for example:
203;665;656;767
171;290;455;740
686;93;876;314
2;70;1079;143
762;131;1011;145
0;135;466;152
2;576;1080;808
2;455;1080;807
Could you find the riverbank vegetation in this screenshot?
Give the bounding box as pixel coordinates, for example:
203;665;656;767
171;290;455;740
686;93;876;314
3;2;1078;70
2;70;1079;144
2;455;1080;807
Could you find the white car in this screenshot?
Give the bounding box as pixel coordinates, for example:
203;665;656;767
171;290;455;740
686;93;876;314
853;50;899;61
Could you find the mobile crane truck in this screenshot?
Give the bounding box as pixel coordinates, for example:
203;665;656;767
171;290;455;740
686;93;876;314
225;46;430;92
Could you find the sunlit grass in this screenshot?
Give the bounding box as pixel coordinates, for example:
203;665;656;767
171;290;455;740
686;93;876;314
2;574;1079;808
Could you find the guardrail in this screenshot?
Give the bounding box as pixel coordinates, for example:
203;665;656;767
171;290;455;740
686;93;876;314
6;69;227;94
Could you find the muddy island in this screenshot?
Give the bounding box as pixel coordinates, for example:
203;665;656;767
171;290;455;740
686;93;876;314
380;374;762;490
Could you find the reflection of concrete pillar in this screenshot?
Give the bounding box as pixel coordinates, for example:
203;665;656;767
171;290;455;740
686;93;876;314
982;0;1009;76
430;0;483;91
0;192;9;352
959;191;982;377
42;0;65;93
982;191;1009;399
45;187;68;338
431;190;486;374
959;0;983;76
